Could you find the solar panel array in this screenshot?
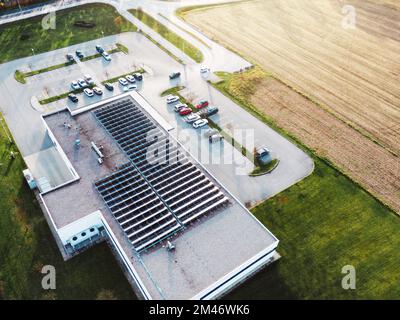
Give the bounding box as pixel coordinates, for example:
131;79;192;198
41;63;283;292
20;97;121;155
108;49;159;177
94;98;230;252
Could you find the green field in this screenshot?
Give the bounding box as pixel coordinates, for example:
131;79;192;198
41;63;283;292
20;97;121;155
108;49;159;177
0;3;136;64
0;115;136;299
212;70;400;299
129;9;203;63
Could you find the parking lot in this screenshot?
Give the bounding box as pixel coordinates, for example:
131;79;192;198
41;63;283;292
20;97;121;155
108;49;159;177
0;29;313;205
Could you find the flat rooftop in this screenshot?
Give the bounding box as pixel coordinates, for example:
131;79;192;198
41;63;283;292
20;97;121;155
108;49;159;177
42;107;130;228
41;93;278;299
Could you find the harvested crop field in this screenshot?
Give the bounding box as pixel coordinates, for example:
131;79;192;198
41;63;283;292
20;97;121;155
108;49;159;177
184;0;400;212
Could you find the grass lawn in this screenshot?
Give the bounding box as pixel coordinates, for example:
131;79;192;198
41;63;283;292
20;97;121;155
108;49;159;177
129;9;203;63
0;114;136;299
0;3;136;64
211;70;400;299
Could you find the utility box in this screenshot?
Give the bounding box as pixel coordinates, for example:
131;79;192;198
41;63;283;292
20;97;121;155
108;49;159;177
23;169;36;190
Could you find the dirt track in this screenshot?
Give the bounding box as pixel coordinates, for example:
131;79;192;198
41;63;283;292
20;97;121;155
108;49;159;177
185;0;400;212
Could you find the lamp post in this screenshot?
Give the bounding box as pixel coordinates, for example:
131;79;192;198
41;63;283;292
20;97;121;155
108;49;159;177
16;0;22;11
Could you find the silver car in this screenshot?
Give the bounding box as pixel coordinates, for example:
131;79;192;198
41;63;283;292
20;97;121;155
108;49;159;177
126;75;136;83
83;88;94;97
77;78;88;88
71;81;80;90
118;78;128;86
193;119;209;129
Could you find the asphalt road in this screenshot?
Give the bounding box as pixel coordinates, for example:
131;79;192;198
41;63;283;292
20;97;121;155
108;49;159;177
0;0;314;204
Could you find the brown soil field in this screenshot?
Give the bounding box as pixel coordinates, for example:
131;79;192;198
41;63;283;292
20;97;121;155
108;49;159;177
184;0;400;212
252;73;400;212
371;0;400;10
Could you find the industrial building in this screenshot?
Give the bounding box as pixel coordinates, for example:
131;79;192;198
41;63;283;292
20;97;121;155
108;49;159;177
28;91;279;299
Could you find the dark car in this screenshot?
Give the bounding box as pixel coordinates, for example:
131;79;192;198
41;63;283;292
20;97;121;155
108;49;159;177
76;50;84;59
104;82;114;91
66;54;74;62
206;106;219;116
95;45;104;53
169;72;181;80
133;73;143;81
68;93;78;103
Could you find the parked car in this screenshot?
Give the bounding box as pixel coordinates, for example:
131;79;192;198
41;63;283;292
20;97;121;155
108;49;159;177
76;50;84;59
118;78;128;86
68;93;78;103
195;100;209;109
126;75;136;83
133;73;143;81
84;75;94;85
255;147;271;164
93;86;103;95
209;133;224;143
123;84;137;92
193;119;209;129
174;103;187;112
104;82;114;91
102;51;111;61
166;95;180;104
205;106;219;116
95;45;104;53
186;113;201;123
256;147;270;159
200;67;210;74
83;88;94;97
77;78;88;88
179;107;192;116
66;54;74;62
70;81;80;90
169;72;181;80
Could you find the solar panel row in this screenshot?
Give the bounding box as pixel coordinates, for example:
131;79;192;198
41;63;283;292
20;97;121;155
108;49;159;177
94;98;230;252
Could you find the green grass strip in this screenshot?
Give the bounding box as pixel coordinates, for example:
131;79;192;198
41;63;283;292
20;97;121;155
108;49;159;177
116;43;129;54
250;158;279;176
158;13;211;49
18;44;127;84
130;9;203;63
14;70;26;84
39;84;95;105
138;30;184;64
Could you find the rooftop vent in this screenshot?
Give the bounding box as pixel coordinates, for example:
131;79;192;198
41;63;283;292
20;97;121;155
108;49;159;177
167;241;176;252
